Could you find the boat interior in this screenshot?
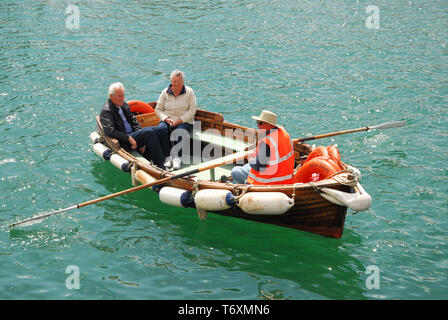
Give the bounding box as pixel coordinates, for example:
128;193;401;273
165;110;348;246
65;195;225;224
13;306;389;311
95;107;312;182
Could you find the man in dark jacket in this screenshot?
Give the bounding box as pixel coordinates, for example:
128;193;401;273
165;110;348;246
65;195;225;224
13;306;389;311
100;82;166;168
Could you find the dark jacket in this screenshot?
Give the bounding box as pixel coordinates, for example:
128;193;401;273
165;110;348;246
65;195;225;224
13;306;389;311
100;99;141;149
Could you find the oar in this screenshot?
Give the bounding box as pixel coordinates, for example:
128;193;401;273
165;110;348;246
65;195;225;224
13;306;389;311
8;150;249;228
244;120;407;150
293;120;407;143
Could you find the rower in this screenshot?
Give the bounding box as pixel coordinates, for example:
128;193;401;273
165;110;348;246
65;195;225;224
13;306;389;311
231;110;295;185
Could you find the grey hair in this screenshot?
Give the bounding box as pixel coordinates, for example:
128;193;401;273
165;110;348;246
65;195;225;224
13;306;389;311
108;82;125;96
170;70;185;81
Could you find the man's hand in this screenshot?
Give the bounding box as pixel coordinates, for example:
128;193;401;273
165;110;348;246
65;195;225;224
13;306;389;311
248;148;257;160
128;136;137;150
165;118;175;126
172;119;183;127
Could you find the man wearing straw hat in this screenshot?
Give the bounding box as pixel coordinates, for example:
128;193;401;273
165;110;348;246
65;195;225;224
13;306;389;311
231;110;295;185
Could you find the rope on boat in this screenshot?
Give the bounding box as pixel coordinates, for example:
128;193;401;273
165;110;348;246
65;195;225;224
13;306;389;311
159;168;170;179
191;179;209;221
308;181;321;192
326;169;355;181
191;179;201;198
332;174;356;186
232;185;252;203
289;183;301;205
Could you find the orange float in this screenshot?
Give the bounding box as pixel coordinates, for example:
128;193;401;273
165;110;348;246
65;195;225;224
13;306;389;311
305;146;328;163
327;145;341;161
304;145;343;170
294;156;340;183
327;158;343;171
326;145;343;170
127;100;155;115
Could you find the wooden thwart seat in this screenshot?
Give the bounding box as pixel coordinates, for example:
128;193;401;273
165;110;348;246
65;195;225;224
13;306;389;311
191;130;252;152
171;149;248;181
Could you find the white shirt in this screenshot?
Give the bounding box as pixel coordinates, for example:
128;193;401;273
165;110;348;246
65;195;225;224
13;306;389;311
155;85;197;124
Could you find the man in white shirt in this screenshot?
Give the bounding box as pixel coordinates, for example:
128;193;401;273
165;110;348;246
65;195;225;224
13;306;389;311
155;70;197;170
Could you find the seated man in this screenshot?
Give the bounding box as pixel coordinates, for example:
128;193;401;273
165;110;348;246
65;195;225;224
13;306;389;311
100;82;166;169
155;70;197;170
231;110;294;185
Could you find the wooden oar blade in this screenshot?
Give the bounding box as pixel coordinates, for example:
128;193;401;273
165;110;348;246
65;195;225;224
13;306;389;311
293;120;407;144
370;120;406;130
10;218;45;228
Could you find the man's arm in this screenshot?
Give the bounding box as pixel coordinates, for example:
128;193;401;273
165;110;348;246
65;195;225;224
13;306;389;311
100;108;129;144
250;141;271;172
180;88;197;124
155;90;168;122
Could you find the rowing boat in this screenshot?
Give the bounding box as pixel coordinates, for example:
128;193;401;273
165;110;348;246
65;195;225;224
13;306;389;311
90;104;371;238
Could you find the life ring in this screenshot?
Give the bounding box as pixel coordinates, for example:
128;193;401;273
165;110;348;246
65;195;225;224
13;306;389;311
305;146;328;163
327;158;343;171
326;145;343;170
327;145;341;162
127;100;155;115
293;156;339;183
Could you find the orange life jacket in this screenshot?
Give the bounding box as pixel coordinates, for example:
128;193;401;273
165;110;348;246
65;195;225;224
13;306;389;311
246;127;295;185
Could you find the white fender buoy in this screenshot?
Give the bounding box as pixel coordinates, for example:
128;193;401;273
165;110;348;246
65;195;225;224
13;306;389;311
319;193;346;206
237;192;294;215
159;186;193;208
194;189;234;211
320;182;372;212
110;154;131;172
90;131;101;144
93;143;112;160
134;170;157;185
134;170;163;193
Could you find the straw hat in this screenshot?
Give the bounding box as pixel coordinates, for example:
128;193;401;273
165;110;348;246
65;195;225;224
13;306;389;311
251;110;278;127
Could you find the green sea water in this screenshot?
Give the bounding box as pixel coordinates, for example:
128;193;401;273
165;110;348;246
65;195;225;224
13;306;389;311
0;0;447;300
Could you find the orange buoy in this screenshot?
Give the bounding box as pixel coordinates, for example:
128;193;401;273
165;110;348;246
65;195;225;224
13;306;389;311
327;158;343;171
293;156;339;183
326;145;343;170
327;145;341;162
305;146;328;163
127;100;155;115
